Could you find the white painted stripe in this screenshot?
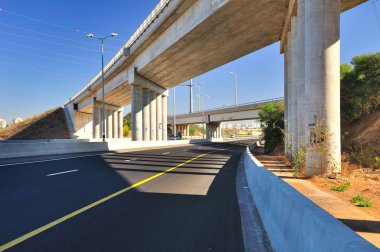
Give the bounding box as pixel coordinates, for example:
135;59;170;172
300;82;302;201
0;154;100;167
125;158;137;162
162;152;170;155
46;169;78;177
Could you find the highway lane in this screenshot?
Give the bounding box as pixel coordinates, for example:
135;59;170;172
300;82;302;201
0;142;246;251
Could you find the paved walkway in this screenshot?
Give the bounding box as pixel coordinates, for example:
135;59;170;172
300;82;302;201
255;155;380;249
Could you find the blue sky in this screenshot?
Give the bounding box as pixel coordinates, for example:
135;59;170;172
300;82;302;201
0;1;379;123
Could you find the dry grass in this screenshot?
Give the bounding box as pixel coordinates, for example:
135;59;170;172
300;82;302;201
0;107;70;140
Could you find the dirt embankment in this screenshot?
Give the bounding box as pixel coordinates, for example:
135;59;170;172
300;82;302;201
0;107;71;140
342;110;380;153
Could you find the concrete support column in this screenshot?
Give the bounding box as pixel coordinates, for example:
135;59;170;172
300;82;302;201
118;111;123;139
162;94;168;141
305;0;341;175
131;85;143;141
296;0;306;150
142;88;150;141
285;32;292;155
156;94;163;141
150;91;157;141
290;16;298;156
92;106;101;139
107;110;113;139
113;110;118;138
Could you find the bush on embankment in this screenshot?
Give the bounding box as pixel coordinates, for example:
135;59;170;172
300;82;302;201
258;101;284;153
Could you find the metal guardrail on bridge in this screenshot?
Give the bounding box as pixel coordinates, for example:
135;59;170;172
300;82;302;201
171;97;284;117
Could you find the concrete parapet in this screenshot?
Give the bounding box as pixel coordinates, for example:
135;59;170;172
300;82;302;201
243;146;377;252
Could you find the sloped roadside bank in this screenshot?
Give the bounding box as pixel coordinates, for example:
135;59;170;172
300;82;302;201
242;145;377;251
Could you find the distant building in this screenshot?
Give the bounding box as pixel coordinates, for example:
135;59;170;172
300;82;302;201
0;119;6;129
13;117;23;124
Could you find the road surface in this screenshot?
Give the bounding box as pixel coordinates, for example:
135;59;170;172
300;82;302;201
0;142;248;252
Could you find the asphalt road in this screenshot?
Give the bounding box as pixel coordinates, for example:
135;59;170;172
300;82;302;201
0;142;247;252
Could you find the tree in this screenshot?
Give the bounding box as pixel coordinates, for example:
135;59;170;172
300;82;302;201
341;53;380;122
258;102;284;153
124;112;131;129
123;124;130;137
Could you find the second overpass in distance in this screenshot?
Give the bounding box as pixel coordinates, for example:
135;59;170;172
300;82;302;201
168;98;283;140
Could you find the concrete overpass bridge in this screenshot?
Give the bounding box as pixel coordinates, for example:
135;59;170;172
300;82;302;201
168;98;283;140
64;0;367;175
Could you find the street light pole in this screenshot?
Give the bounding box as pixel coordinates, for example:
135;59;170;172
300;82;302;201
201;95;209;139
173;87;176;136
190;79;193;114
230;72;238;106
87;33;118;142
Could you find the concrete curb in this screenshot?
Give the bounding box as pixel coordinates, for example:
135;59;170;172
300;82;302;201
0;139;208;159
243;146;378;252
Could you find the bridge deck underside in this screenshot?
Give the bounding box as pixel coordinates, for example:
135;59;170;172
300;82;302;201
76;0;365;113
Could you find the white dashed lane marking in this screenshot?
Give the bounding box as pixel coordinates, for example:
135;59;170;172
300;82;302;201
46;169;78;177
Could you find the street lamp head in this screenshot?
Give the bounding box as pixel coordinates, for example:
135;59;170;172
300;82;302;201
86;34;94;38
111;33;118;37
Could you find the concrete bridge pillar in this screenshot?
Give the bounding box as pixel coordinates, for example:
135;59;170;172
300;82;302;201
150;91;157;141
156;94;163;141
206;122;221;141
113;110;119;138
92;106;101;139
162;94;168;140
106;110;113;139
118;111;123;139
290;16;298;156
296;0;306;151
131;85;143;141
142;88;151;141
305;0;341;175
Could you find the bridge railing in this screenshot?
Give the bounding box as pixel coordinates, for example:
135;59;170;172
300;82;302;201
65;0;173;105
171;97;284;117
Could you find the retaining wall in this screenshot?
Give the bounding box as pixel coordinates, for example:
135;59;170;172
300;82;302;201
243;146;378;252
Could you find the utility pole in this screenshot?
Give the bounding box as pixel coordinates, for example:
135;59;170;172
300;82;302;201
190;79;193;114
230;72;238;106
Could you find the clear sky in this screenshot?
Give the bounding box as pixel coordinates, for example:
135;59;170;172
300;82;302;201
0;1;379;123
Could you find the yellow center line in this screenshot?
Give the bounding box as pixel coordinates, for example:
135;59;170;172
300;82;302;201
0;151;218;251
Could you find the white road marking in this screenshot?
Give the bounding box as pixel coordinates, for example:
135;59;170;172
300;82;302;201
183;149;188;152
46;169;78;177
125;158;137;162
162;152;170;155
0;154;100;167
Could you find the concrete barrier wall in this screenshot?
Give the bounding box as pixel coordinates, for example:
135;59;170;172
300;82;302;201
243;147;378;252
0;139;208;159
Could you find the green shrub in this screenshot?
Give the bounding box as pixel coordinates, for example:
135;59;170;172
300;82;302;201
292;147;306;176
351;196;364;203
357;201;372;207
123;124;130;137
258;102;284;153
331;181;350;192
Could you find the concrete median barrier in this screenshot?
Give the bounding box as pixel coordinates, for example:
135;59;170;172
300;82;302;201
243;146;378;252
0;139;208;159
